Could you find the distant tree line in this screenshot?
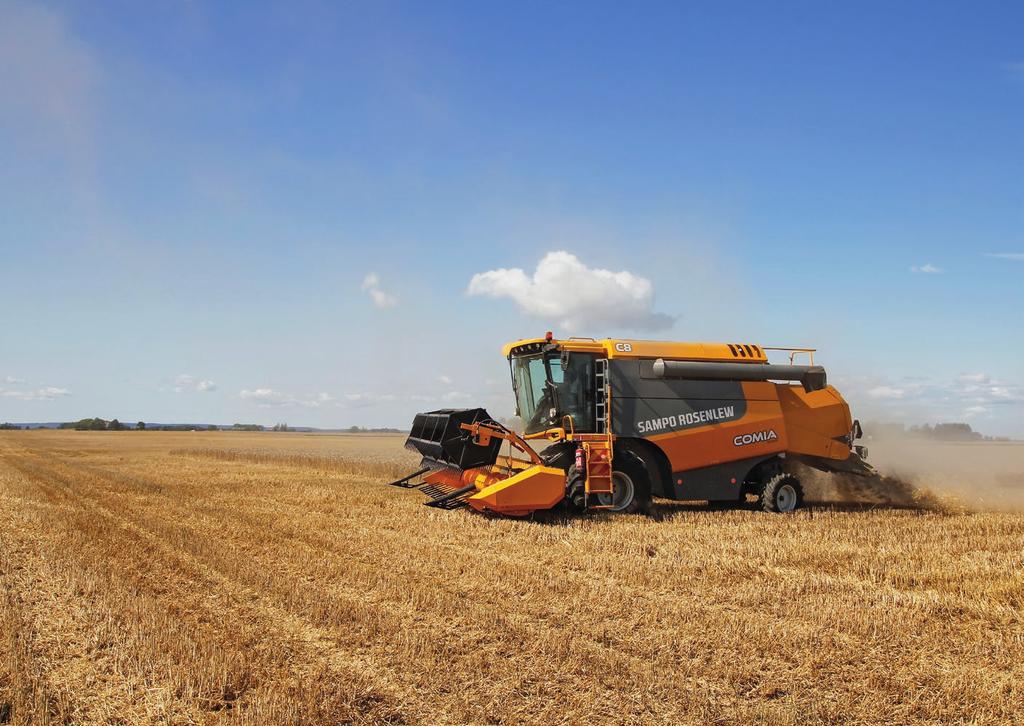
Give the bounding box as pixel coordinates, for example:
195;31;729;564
55;418;224;432
864;421;1011;442
2;420;406;434
344;425;404;434
59;418;128;431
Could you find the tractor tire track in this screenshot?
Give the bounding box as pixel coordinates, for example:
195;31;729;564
1;451;421;724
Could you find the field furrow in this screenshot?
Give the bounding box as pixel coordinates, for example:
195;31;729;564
1;431;1022;724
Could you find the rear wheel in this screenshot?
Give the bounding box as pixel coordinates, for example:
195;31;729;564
761;473;803;513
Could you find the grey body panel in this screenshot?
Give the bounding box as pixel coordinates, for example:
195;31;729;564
609;359;750;438
672;455;774;501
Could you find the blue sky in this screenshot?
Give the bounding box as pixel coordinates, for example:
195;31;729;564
2;1;1022;434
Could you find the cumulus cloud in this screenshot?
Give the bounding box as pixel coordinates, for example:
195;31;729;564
910;263;942;274
172;374;216;393
240;388;334;408
343;392;398;408
984;252;1024;261
839;370;1023;427
4;375;25;384
467;251;674;332
239;388;413;409
361;273;398;309
240;388;290;406
0;386;70;401
438;375;452;385
867;385;906;400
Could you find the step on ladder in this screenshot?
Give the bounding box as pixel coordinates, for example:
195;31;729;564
584;441;615;508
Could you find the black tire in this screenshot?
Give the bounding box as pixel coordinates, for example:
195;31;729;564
761;473;803;513
565;466;587;511
566;455;652;513
605;454;652;513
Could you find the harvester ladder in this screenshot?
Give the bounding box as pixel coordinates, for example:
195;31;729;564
583;440;614;508
594;358;608;434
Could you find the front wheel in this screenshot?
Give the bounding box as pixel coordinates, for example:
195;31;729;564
598;457;652;513
566;456;652;513
761;473;804;513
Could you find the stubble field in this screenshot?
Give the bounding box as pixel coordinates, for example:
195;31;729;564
1;430;1022;724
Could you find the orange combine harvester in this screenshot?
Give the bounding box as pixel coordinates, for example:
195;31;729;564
390;333;873;516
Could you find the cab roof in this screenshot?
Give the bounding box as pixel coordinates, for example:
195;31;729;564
502;336;771;363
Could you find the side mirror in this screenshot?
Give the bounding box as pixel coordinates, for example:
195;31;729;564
560;350;571;371
508;356;521;417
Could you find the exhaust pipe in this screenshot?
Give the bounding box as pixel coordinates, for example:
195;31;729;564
652;359;828;392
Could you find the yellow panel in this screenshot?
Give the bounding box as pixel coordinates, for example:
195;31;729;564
777;385;853;460
467;465;566;516
602;340;767;362
502;336;770;363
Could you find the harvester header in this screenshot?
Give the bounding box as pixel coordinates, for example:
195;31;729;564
389;334;872;516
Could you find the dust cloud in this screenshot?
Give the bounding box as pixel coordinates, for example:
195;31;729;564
802;438;1024;512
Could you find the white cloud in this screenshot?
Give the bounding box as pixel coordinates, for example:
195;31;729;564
172;374;217;393
236;386;479;413
867;386;906;400
984;252;1024;261
240;388;291;406
467;251;674;332
0;386;70;401
438;375;452;385
341;392;399;408
361;272;398;309
910;263;942;274
240;388;333;408
842;370;1024;432
4;376;25;384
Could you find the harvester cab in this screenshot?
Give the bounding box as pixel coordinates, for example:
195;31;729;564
389;334;874;516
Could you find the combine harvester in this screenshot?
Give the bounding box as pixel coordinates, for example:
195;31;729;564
390;333;873;515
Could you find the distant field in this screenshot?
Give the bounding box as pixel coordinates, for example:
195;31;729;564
1;430;1022;724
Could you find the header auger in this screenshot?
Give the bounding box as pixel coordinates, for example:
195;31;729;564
388;334;875;516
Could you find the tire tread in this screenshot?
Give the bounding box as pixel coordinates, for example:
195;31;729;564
761;473;804;513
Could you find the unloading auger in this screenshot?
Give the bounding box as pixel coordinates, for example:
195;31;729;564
389;333;875;516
